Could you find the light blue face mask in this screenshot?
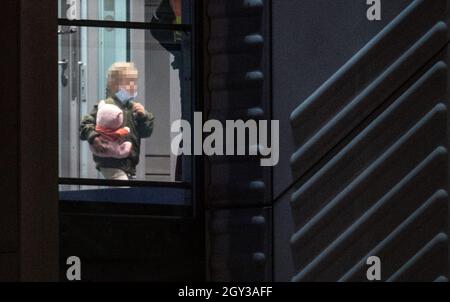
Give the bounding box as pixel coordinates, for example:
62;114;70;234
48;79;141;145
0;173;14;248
115;88;138;105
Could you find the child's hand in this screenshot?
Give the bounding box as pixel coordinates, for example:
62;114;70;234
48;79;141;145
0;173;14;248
115;127;130;138
92;137;107;153
132;102;146;118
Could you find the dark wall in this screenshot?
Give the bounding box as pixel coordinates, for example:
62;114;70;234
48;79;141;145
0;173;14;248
0;0;58;281
19;0;59;281
60;212;204;281
0;0;20;281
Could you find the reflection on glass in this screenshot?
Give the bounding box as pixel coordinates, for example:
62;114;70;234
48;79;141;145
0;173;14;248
58;0;191;24
58;25;191;183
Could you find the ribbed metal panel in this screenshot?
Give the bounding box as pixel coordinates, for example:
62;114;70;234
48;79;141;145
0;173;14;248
288;0;449;282
205;0;272;281
206;0;271;208
208;208;271;281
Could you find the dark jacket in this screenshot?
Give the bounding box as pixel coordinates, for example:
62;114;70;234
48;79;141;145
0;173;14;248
80;96;154;175
150;0;191;122
150;0;183;70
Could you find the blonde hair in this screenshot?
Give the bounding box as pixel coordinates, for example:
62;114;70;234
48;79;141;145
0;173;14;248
106;62;138;96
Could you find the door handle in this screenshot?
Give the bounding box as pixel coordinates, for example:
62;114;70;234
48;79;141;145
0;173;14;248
78;61;86;103
59;59;69;87
58;27;77;35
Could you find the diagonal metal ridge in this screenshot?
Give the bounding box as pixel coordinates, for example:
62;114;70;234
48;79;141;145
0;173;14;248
291;146;448;282
386;232;448;282
290;0;446;130
290;102;447;243
290;22;448;176
338;189;448;282
290;63;447;216
286;0;448;283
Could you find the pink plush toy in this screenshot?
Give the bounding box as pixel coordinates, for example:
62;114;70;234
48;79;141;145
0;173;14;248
90;100;132;159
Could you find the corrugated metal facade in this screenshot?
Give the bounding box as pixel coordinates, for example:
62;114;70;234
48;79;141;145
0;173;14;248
288;0;449;282
206;0;449;281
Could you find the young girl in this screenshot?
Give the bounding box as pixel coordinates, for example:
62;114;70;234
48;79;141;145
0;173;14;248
80;62;154;180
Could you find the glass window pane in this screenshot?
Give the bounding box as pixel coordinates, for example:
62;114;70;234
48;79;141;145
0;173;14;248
58;0;192;24
58;25;192;182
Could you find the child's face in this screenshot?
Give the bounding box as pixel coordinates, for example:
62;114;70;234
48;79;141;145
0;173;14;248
115;68;138;95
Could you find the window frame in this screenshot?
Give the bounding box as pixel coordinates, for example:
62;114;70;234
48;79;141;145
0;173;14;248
57;0;203;218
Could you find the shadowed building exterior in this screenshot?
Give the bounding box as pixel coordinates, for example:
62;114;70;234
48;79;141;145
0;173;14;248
1;0;448;282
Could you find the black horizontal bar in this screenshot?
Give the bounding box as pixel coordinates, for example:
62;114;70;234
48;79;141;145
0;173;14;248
58;18;192;31
145;173;171;176
59;177;191;189
156;43;182;52
145;154;171;158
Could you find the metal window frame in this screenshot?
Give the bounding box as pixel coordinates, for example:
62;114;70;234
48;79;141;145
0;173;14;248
57;1;202;212
57;18;192;31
